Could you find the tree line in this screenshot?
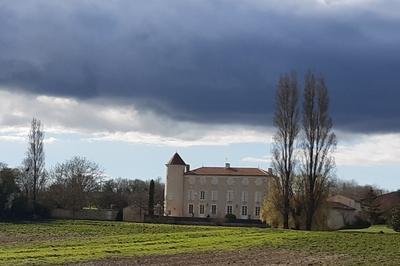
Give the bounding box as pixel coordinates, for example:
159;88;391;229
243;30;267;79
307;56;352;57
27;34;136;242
0;119;164;219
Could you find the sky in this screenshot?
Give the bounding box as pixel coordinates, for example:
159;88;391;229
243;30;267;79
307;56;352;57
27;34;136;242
0;0;399;190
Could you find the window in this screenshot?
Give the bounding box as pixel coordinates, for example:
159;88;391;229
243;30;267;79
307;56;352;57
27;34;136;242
241;191;248;202
226;190;234;201
226;205;233;215
241;206;248;216
211;191;218;201
255;206;260;217
211;204;217;215
255;191;261;203
188;204;194;214
200;191;206;200
199;204;205;215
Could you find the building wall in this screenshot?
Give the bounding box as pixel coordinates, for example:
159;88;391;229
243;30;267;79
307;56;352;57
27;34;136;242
327;208;357;230
164;164;185;216
182;175;269;220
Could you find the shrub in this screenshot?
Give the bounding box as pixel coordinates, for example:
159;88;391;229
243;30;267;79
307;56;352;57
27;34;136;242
214;218;225;226
116;209;123;221
33;202;51;218
9;196;30;218
342;216;371;230
225;213;236;223
391;207;400;232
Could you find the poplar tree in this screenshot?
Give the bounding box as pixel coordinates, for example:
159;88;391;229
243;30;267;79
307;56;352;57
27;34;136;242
24;118;45;209
271;73;300;229
301;72;336;230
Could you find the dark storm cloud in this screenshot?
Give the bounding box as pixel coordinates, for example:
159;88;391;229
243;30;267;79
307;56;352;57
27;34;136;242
0;0;399;133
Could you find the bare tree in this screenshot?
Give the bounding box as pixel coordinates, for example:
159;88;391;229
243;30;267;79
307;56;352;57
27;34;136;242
51;157;103;212
23;118;45;207
330;179;387;201
271;73;300;229
301;72;336;230
96;177;164;212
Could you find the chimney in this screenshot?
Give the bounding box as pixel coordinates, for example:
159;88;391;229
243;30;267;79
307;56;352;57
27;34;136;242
186;164;190;172
268;168;273;174
225;162;231;168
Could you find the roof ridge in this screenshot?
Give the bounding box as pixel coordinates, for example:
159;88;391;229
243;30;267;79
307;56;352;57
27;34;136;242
184;166;270;176
191;166;266;170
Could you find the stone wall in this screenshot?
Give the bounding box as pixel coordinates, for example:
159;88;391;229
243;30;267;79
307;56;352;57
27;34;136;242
123;206;146;222
143;215;267;228
51;208;120;221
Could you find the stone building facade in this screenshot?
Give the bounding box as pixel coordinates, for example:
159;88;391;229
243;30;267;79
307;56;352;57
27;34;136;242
326;195;362;230
164;153;272;220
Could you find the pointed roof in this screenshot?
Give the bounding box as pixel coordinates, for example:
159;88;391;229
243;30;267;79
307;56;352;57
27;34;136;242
167;152;186;165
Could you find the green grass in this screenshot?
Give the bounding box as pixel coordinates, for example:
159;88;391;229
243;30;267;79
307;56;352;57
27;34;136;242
0;220;399;265
341;225;397;234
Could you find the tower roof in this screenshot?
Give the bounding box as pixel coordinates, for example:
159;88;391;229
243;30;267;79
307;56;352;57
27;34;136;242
167;152;186;165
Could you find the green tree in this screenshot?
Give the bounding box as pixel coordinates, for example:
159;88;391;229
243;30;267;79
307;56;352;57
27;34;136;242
0;164;20;216
391;207;400;232
361;187;382;224
148;179;155;216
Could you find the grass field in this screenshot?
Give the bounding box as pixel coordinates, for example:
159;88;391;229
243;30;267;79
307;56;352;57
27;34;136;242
0;220;399;265
340;224;397;234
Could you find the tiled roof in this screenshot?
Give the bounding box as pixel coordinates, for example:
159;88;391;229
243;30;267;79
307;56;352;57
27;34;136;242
185;167;270;176
167;153;186;165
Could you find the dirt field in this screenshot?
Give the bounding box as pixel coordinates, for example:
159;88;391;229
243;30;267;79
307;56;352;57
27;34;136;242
73;248;352;266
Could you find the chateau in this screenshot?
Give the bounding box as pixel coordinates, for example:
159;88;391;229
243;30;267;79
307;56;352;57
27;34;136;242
164;153;272;220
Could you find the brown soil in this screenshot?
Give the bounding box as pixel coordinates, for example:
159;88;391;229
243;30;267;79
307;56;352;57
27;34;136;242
71;248;352;266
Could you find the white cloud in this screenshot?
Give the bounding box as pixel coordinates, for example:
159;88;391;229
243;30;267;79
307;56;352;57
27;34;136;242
240;132;400;167
0;135;25;142
44;137;57;144
85;128;269;147
1;89;400;166
0;89;272;146
336;133;400;166
241;155;271;164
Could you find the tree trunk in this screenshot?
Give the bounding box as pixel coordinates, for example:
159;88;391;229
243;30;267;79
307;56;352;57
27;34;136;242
283;196;290;229
305;201;314;230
